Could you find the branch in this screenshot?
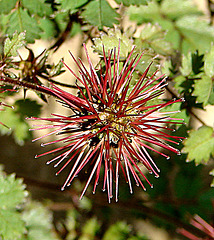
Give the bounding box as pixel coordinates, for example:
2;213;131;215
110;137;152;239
49;13;79;52
165;84;207;126
39;74;79;89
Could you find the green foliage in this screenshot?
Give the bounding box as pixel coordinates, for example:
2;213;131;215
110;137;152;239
193;75;212;106
6;8;42;43
102;222;131;240
172;49;214;108
0;171;27;209
0;107;31;145
0;170;27;240
128;0;214;54
0;0;17;14
0;99;42;144
58;0;89;13
81;0;119;29
102;221;149;240
204;44;214;78
21;202;59;240
79;218;100;240
160;0;201;19
93;28;133;58
179;52;192;76
0;169;60;240
182;126;214;164
4;32;25;57
114;0;149;6
22;0;53;17
134;23;173;55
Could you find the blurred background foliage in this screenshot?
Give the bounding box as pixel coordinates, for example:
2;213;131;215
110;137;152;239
0;0;214;239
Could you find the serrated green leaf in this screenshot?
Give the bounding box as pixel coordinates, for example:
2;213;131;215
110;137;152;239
208;85;214;105
114;0;149;6
179;52;192;76
0;172;27;240
182;126;214;164
93;29;133;58
4;32;25;57
176;16;214;53
128;2;160;24
81;0;119;29
39;17;57;39
150;38;173;55
193;75;212;106
0;173;27;209
160;0;202;20
58;0;89;12
0;209;25;240
0;105;31;145
204;45;214;78
174;75;186;94
128;1;213;54
139;23;164;41
22;0;53;17
22;202;59;240
160;59;172;76
6;8;42;43
0;0;16;14
137;23;173;55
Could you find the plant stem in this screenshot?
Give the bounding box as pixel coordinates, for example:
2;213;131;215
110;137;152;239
165;84;207;126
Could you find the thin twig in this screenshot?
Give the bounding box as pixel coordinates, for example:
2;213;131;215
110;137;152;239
165;85;207;126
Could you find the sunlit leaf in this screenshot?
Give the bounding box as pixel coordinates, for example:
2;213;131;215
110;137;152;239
4;31;25;57
0;171;27;240
128;1;160;24
179;52;192;76
22;202;59;240
93;28;133;58
176;16;214;53
0;173;27;209
0;0;16;14
193;75;212;106
0;105;32;145
0;210;25;240
204;44;214;78
160;0;201;20
182;126;214;164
